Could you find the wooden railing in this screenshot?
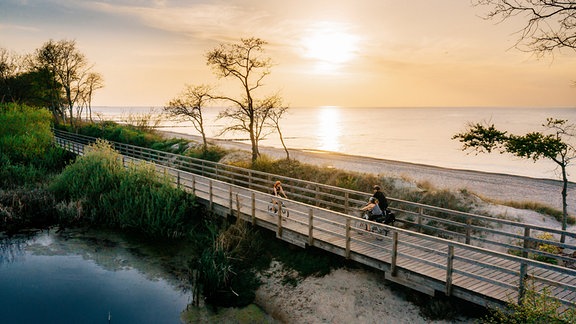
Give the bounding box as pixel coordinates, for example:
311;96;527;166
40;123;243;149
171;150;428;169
53;129;576;311
53;129;576;262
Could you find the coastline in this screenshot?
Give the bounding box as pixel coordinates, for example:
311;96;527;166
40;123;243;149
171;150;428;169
160;130;576;215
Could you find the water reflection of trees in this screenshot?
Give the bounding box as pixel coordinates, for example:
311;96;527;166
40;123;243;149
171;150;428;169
0;236;27;265
30;229;190;292
1;229;191;295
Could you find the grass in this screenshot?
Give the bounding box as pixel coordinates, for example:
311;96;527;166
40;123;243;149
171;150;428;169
50;139;201;238
65;120;227;162
499;200;575;225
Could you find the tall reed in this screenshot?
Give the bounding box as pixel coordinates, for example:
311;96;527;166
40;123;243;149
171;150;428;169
50;139;199;238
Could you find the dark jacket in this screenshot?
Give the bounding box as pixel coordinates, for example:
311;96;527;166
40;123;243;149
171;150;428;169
373;190;388;211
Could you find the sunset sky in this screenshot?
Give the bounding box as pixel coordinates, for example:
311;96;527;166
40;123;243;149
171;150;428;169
1;0;575;108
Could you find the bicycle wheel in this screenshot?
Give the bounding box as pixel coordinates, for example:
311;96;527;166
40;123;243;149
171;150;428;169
355;219;367;232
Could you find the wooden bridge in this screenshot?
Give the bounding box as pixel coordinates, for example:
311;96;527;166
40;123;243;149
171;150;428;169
53;129;576;314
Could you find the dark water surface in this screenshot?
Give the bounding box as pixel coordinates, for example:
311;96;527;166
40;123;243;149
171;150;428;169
0;229;191;324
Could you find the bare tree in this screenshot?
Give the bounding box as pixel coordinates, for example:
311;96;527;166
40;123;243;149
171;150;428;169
206;37;278;162
266;95;290;160
164;84;213;152
474;0;576;55
0;48;21;103
33;39;97;126
81;72;104;121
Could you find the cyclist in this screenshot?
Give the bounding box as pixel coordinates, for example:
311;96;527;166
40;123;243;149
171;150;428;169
361;197;383;221
272;180;288;214
372;185;389;212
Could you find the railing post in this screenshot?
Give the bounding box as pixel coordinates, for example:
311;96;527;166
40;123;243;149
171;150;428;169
308;209;314;246
209;180;213;210
177;171;181;189
229;185;233;216
391;231;398;276
315;185;320;206
522;227;531;259
235;193;241;220
192;176;196;195
251;193;256;225
518;262;528;305
344;192;349;213
277;204;283;238
446;245;454;296
248;170;253;189
417;207;423;233
345;218;351;259
465;218;472;245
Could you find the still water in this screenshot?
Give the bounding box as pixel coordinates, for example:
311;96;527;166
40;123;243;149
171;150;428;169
0;229;190;324
92;106;576;180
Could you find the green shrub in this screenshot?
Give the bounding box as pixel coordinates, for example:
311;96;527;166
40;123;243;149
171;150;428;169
195;220;266;307
0;103;53;165
191;145;228;162
50;139;199;238
50;139;125;204
67;120;164;148
482;279;576;323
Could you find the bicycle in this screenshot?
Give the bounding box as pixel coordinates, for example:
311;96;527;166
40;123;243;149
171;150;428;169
354;211;370;234
358;210;395;237
268;200;289;218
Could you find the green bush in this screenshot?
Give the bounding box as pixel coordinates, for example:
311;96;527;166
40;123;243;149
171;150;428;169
50;139;199;238
482;279;576;323
0;103;54;165
64;120;164;148
195;220;267;307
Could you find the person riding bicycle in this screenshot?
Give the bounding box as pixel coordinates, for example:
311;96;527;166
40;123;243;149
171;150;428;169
372;185;395;224
372;185;389;212
360;197;383;221
272;180;288;214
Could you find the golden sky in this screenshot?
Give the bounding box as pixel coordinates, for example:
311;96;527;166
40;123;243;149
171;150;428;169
1;0;575;108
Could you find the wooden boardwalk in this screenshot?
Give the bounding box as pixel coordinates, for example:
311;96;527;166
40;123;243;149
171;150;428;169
54;130;576;314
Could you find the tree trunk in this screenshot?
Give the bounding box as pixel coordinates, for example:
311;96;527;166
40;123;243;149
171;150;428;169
278;125;289;160
561;165;568;244
201;132;208;153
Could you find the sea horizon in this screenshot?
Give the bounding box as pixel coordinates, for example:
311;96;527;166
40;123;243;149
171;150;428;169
91;105;576;181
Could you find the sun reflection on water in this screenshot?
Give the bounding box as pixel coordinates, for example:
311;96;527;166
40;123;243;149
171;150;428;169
317;106;341;152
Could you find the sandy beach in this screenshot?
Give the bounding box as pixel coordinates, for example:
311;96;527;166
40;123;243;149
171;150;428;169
161;130;576;215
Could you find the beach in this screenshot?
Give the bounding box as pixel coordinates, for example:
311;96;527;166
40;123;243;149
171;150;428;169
161;130;576;215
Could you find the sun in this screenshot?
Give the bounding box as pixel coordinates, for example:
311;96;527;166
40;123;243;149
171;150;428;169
300;22;360;73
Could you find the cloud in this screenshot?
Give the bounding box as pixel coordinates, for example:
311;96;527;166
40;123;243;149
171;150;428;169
0;24;40;32
78;1;274;43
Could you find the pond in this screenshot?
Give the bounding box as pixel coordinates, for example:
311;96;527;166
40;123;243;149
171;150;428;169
0;228;192;323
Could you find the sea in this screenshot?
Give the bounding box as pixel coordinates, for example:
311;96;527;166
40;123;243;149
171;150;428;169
91;106;576;181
